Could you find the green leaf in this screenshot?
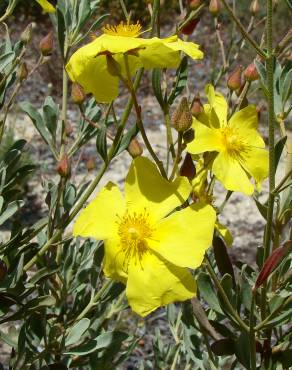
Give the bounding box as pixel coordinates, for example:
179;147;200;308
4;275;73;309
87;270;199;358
0;51;15;72
43;96;59;142
152;69;165;108
213;236;235;286
64;184;77;211
254;197;268;220
234;332;251;370
65;318;90;346
197;272;223;314
64;331;128;355
168;56;188;105
275;136;287;170
26;295;56;311
0;200;24;225
115;124;139;157
211;338;235;356
96;125;108;162
76;0;91;35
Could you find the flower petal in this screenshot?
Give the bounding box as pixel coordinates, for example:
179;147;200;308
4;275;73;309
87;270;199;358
229;105;258;131
164;38;204;60
187;118;222;154
125;157;191;220
212;152;254;195
205;84;228;126
216;222;233;246
103;238;128;284
35;0;55;12
126;252;196;316
73;182;125;240
241;146;269;190
149;203;216;268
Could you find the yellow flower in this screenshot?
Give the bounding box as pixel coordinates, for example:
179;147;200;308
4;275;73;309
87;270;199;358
35;0;55;12
73;157;216;316
66;21;203;103
187;85;269;195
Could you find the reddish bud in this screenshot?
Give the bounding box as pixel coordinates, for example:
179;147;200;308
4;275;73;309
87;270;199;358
39;31;54;56
191;95;203;116
254;241;292;290
172;97;193;132
57;154;71;178
18;62;28;81
227;65;242;91
209;0;222;16
180;153;196;180
0;260;7;281
86;158;96;171
181;18;200;35
71;83;86;105
244;62;259;81
250;0;260;15
188;0;203;9
127;138;143;158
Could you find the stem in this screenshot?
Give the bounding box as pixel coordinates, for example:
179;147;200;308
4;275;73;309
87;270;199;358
205;256;250;333
249;292;257;370
215;17;227;70
169;132;183;181
220;0;266;58
261;0;276;321
60;66;69;158
150;0;160;37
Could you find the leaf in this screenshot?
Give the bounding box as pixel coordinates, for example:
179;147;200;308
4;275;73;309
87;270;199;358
43;96;59;141
197;272;223;314
168;56;188;105
211;338;235;356
64;331;128;355
152;69;165;108
57;8;66;58
65;318;90;346
191;298;221;340
0;51;15;72
115;124;139;157
234;332;251;370
0;200;24;225
275;136;287;170
64;184;77;211
26;296;56;311
254;197;268;220
96;125;108;162
76;0;91;35
213;236;235;286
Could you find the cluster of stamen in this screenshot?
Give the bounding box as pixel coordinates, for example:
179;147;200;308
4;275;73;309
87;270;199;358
102;21;142;38
117;209;154;270
220;126;249;159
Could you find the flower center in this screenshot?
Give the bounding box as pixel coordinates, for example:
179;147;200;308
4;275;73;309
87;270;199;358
117;210;154;269
220;126;248;158
102;21;142;38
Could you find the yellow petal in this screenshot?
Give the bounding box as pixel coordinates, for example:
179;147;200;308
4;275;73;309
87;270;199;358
103;238;128;284
191;158;208;197
205;84;228;126
66;48;120;103
73;182;125;239
149;203;216;268
187;118;222;154
212;152;254;195
125;157;191;220
241;147;269;190
215;222;233;246
164;38;204;60
35;0;55;12
126;252;196;316
229;105;258;131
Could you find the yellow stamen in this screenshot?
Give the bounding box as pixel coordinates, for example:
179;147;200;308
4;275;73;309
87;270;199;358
220;126;249;159
102;21;142;38
117;209;154;269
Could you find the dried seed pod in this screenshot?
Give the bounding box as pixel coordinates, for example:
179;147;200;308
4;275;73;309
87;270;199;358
128;138;143;158
180;153;196;180
172;97;193;132
191;95;203;116
57;154;71;178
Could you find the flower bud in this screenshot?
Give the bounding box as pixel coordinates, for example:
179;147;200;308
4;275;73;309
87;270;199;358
227;65;242;91
86;157;96;171
128;138;143;158
18;62;28;81
0;259;7;282
188;0;203;10
172;97;193;132
191;95;203;117
57;154;71;178
244;62;259;81
209;0;222;16
183;128;195;144
71;83;86;105
181;18;200;35
20;23;35;44
250;0;260;15
39;31;54;56
180;153;196;180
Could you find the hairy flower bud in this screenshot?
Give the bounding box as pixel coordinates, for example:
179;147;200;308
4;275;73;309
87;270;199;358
181;18;200;35
18;62;28;81
250;0;260;15
180;153;196;180
128;138;143;158
191;95;203;117
57;154;71;178
39;31;54;56
71;83;86;104
244;62;259;81
20;23;35;44
188;0;203;10
172;97;193;132
209;0;222;16
0;259;7;282
227;65;242;91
